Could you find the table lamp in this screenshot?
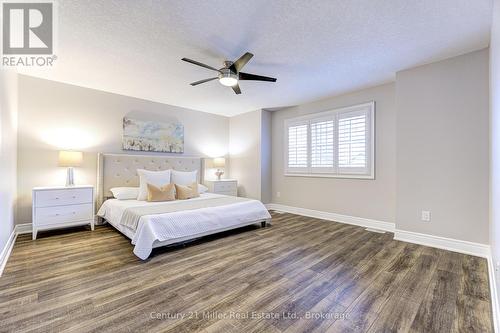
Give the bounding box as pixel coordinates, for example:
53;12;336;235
58;151;83;186
213;157;225;180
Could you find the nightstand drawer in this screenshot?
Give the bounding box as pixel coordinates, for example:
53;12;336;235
213;182;237;192
35;188;92;207
35;203;93;225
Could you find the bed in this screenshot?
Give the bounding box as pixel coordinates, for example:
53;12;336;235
96;153;271;259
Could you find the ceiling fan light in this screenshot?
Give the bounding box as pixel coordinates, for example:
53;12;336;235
219;77;238;86
218;71;238;87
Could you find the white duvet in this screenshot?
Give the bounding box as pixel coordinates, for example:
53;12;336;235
97;193;271;259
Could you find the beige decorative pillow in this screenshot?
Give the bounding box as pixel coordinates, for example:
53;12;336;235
175;182;199;200
146;183;175;202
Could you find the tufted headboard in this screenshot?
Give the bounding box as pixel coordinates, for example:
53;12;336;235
96;153;201;208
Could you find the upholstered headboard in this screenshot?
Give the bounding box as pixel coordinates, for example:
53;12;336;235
96;153;201;208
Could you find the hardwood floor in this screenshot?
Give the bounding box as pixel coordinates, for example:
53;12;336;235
0;212;493;332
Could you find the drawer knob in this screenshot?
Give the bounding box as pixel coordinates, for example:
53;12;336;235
72;196;76;198
55;213;60;216
55;197;59;200
72;212;76;214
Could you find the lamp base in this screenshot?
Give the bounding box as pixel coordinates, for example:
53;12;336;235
215;169;224;181
66;167;75;187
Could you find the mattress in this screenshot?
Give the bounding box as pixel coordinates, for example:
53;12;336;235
97;193;271;259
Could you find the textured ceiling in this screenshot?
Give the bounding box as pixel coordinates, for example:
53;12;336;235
20;0;493;116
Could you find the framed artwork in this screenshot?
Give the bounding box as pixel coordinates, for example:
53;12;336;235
122;117;184;153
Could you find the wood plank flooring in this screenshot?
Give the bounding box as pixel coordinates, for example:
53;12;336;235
0;212;493;332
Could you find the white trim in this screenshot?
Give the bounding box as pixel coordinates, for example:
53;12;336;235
265;203;394;232
282;101;375;123
284;101;375;179
266;203;490;258
487;255;500;333
0;228;17;277
0;224;33;277
284;173;375;180
394;229;490;258
15;223;32;234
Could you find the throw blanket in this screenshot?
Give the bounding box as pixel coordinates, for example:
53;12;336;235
129;197;271;259
120;195;250;231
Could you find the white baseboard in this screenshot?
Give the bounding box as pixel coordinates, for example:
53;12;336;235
0;228;17;277
487;256;500;333
0;224;32;277
265;203;395;232
15;223;32;234
394;229;490;258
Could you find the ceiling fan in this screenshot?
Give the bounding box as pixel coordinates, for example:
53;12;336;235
181;52;277;94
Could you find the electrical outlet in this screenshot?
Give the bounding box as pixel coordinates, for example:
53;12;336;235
421;211;431;222
276;191;281;198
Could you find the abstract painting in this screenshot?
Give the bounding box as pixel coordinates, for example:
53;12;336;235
122;117;184;153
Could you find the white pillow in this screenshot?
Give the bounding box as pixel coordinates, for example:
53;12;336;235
171;170;197;186
198;183;208;194
137;169;172;201
110;187;139;200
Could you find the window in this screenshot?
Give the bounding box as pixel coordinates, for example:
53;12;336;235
284;102;374;179
287;123;308;170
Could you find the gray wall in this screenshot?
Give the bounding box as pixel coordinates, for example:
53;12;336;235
17;75;229;225
270;49;490;245
396;49;489;244
0;70;18;253
271;83;397;223
490;0;500;301
228;109;272;203
229;110;262;199
261;110;272;204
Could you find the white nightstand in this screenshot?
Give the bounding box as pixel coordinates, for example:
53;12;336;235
32;185;95;240
204;179;238;196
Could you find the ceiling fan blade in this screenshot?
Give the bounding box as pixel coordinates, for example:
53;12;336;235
232;84;241;94
239;72;277;82
181;58;221;73
190;77;218;86
229;52;254;73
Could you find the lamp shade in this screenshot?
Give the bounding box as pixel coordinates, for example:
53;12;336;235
213;157;225;168
58;151;83;167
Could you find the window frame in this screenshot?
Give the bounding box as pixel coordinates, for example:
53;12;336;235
284;101;375;179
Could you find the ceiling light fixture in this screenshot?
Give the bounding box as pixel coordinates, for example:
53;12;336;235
218;71;238;87
182;52;277;94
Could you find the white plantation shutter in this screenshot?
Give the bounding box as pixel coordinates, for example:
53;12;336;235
284;102;374;178
310;118;334;172
337;109;370;175
286;122;308;172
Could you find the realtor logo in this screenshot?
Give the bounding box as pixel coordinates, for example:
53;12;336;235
2;2;53;54
1;1;56;67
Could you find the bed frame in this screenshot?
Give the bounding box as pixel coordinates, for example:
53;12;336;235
96;153;270;250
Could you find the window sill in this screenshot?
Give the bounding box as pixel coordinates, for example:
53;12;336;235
284;173;375;180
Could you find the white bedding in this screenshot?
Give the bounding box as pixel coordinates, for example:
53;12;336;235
97;193;271;259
